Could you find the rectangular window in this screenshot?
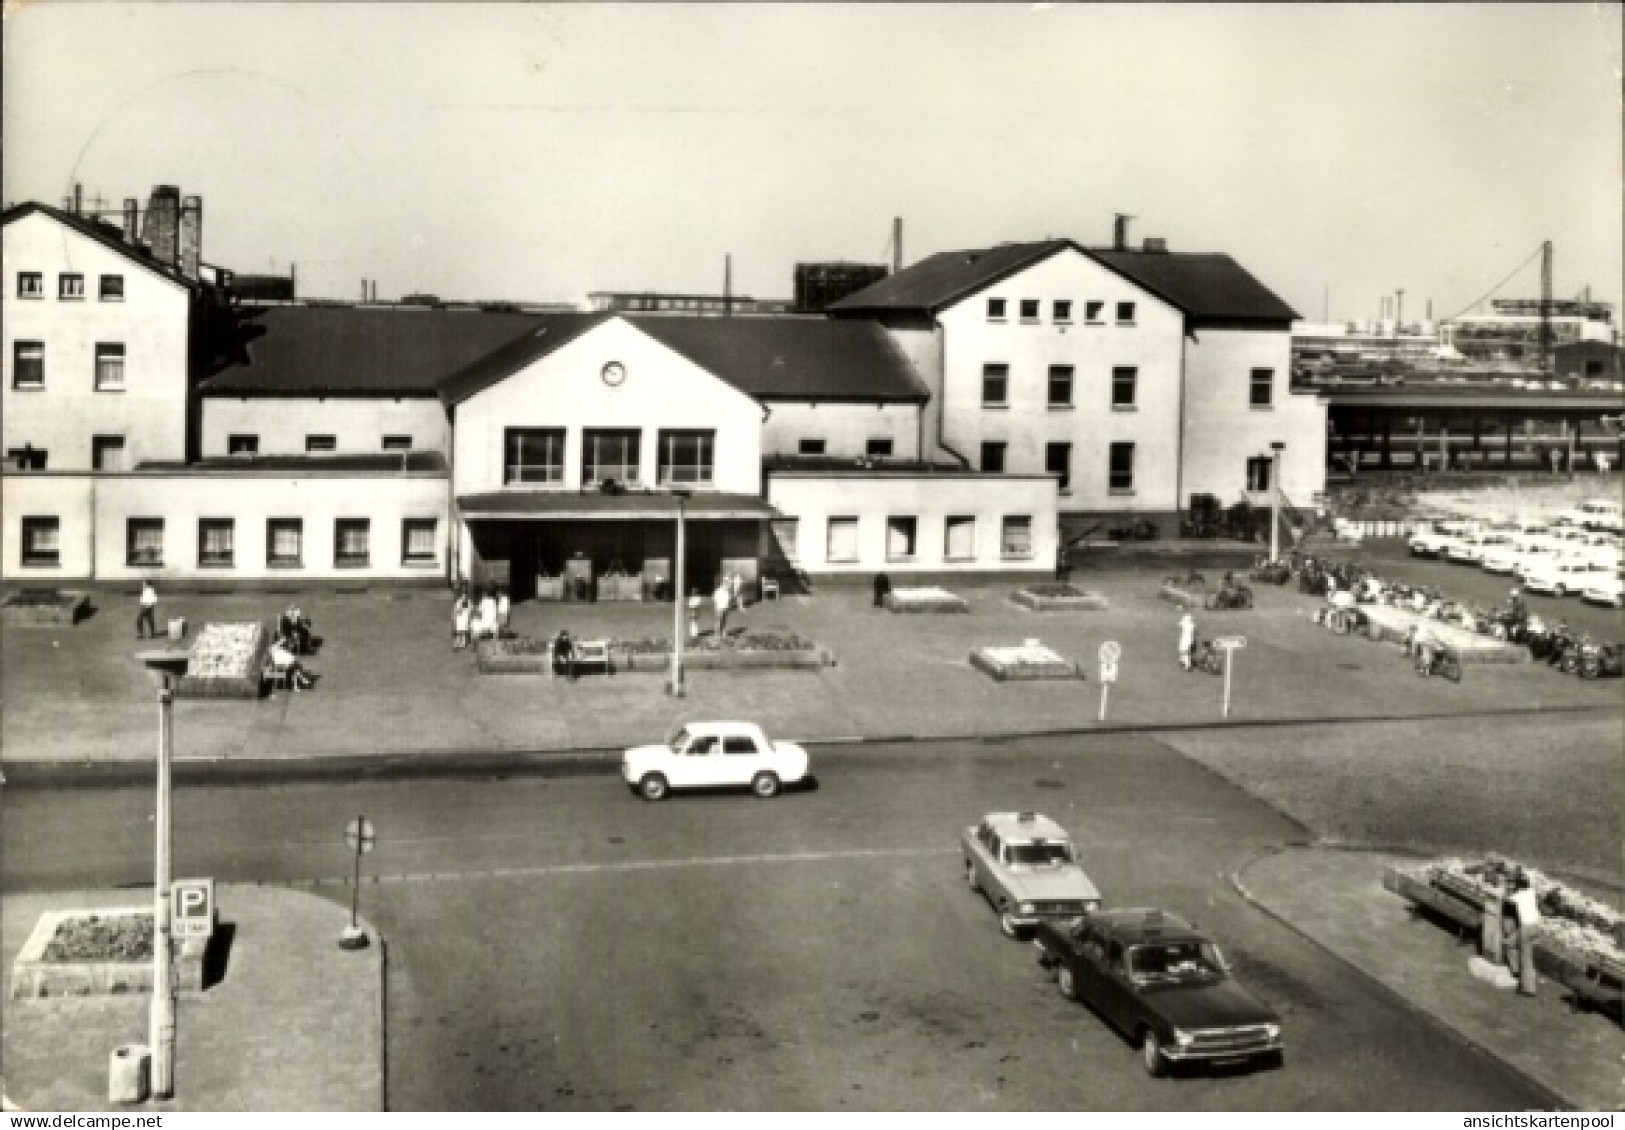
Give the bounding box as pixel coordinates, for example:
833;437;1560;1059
1019;299;1040;322
1053;300;1072;323
403;518;438;565
94;344;125;391
92;435;126;472
20;517;60;566
504;427;567;484
228;434;259;456
1111;366;1138;408
126;518;164;567
198;519;234;567
59;274;84;300
826;516;859;563
335;519;371;567
1246;456;1273;493
1046;442;1072;491
1002;515;1033;560
887;516;918;561
980;442;1006;473
1250;368;1275;408
1116;301;1136;324
1085;300;1105;323
17;272;43;299
981;364;1009;406
1047;365;1073;407
1109;443;1136;493
797;438;827;456
945;516;977;561
381;435;412;451
13;341;44;389
582;428;641;484
657;429;714;485
305;435;336;453
267;519;303;567
865;437;894;458
986;298;1007;321
99;275;124;301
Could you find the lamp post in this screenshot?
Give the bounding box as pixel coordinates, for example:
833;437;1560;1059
1269;441;1286;562
136;647;189;1101
668;488;691;697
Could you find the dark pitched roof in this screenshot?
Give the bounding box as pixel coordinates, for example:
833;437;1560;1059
203;306;595;396
828;237;1298;326
437;314;930;407
2;201;195;290
434;311;617;404
628;316;930;403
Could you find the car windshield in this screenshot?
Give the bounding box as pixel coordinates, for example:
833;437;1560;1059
665;726;690;752
1008;842;1073;866
1127;941;1226;983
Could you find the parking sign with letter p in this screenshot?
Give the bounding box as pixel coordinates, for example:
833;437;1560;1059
172;877;215;939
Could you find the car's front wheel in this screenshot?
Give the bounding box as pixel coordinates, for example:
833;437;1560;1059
638;773;669;802
1141;1028;1168;1078
1058;966;1078;1001
750;771;781;798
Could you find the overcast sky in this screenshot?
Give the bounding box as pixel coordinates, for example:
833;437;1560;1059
5;3;1620;322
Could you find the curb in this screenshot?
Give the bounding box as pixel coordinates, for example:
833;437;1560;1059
1228;844;1574;1112
1;702;1615;788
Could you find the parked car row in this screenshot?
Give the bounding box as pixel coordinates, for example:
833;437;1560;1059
1409;512;1621;604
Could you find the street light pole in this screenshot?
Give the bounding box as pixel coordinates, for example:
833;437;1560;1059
668;489;690;697
1269;441;1286;562
137;649;187;1101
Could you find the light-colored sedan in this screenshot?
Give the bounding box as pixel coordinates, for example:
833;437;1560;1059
1446;530;1516;565
1582;567;1624;608
1523;557;1610;598
622;721;809;801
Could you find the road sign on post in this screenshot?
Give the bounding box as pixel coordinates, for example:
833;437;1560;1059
1212;637;1246;717
340;816;376;951
171;878;214;939
1097;641;1121;720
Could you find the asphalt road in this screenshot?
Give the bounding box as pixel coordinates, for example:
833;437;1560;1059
1;735;1550;1110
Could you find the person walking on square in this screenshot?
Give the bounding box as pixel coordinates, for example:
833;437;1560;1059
729;572;744;612
713;578;732;637
136;580;159;640
1178;611;1197;671
687;589;701;642
496;586;511;637
453;591;472;650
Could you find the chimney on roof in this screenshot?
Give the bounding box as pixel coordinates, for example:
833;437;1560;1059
122;198;139;243
1113;213;1135;251
1143;237;1168;253
141;186;182;269
72;183;83;215
179;195;202;280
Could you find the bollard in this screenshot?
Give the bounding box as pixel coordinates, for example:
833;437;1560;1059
109;1045;150;1104
1517;923;1539;996
1480;883;1505;964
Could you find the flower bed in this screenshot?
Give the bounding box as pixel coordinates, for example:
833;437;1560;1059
1011;584;1108;612
1;588;88;626
882;586;969;613
969;640;1084;682
11;908;213;999
1158;580;1208;608
177;621;272;699
478;631;832;673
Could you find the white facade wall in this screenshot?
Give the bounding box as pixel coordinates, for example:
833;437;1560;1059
452;318;764;497
760;401;921;460
2;212;192;467
1180;328;1327;508
202;396;449;455
934;249;1185;513
766;473;1057;575
3;473;97;579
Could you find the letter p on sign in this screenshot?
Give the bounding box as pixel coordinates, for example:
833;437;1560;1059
172;877;215;939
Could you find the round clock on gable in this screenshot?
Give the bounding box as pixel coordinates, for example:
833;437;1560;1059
601;361;626;387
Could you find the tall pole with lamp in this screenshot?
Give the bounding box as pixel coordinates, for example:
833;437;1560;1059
136;648;190;1100
1269;441;1286;562
668;488;691;697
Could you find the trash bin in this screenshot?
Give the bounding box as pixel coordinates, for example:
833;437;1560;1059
109;1044;150;1104
167;617;186;641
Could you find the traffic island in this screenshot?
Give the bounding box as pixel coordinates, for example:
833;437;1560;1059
176;622;273;699
1010;584;1108;611
477;631;835;673
1349;606;1531;664
883;586;969;613
1;588;89;626
1158;578;1208;608
969;640;1084;682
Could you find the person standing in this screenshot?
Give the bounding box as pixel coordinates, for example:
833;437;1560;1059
453;591;472;650
136;580;159;640
1178;611;1196;671
713;578;732;637
477;588;498;640
729;572;744;612
687;589;701;642
496;587;511;637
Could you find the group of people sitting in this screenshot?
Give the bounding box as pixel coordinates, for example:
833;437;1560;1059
268;604;317;692
453;585;511;649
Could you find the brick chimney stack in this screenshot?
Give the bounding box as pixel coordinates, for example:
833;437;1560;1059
122;198;140;243
179;196;203;280
140;185;182;269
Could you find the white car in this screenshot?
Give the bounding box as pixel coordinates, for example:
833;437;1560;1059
1523;557;1610;598
1446;530;1516;565
1555;498;1623;535
1582;567;1625;608
622;720;810;801
1409;520;1478;557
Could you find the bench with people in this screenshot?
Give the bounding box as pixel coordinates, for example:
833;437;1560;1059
549;628;612;681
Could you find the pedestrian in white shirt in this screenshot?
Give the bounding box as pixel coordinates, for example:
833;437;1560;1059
713;580;732;637
137;581;159;640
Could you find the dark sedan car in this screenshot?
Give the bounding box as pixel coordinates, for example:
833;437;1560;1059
1033;908;1284;1077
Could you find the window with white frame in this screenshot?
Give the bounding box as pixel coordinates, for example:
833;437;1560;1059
94;344;125;391
59;274;84;300
1109;443;1136;493
99;275;124;301
228;434;259;456
1019;299;1040;322
13;341;44;389
582;429;640;484
402;518;438;564
335;519;371;566
1116;301;1136;324
20;517;59;566
1111;366;1137;409
504;428;566;484
1246;456;1273;493
381;435;412;451
1085;300;1105;323
1053;300;1072;323
1047;365;1073;407
981;364;1009;406
126;518;164;566
865;437;894;458
657;430;714;485
198;519;234;567
92;435;126;471
826;516;859;562
1001;515;1033;559
887;516;918;561
267;519;303;567
1250;368;1275;408
980;442;1006;473
17;272;43;299
797;438;827;456
987;297;1007;321
1046;442;1071;492
944;516;977;561
305;435;336;453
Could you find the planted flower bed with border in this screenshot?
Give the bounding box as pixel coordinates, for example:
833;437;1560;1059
11;909;213;999
883;586;969;613
1;588;89;626
477;631;834;674
1158;580;1208;609
177;621;273;699
970;640;1085;682
1011;584;1108;611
